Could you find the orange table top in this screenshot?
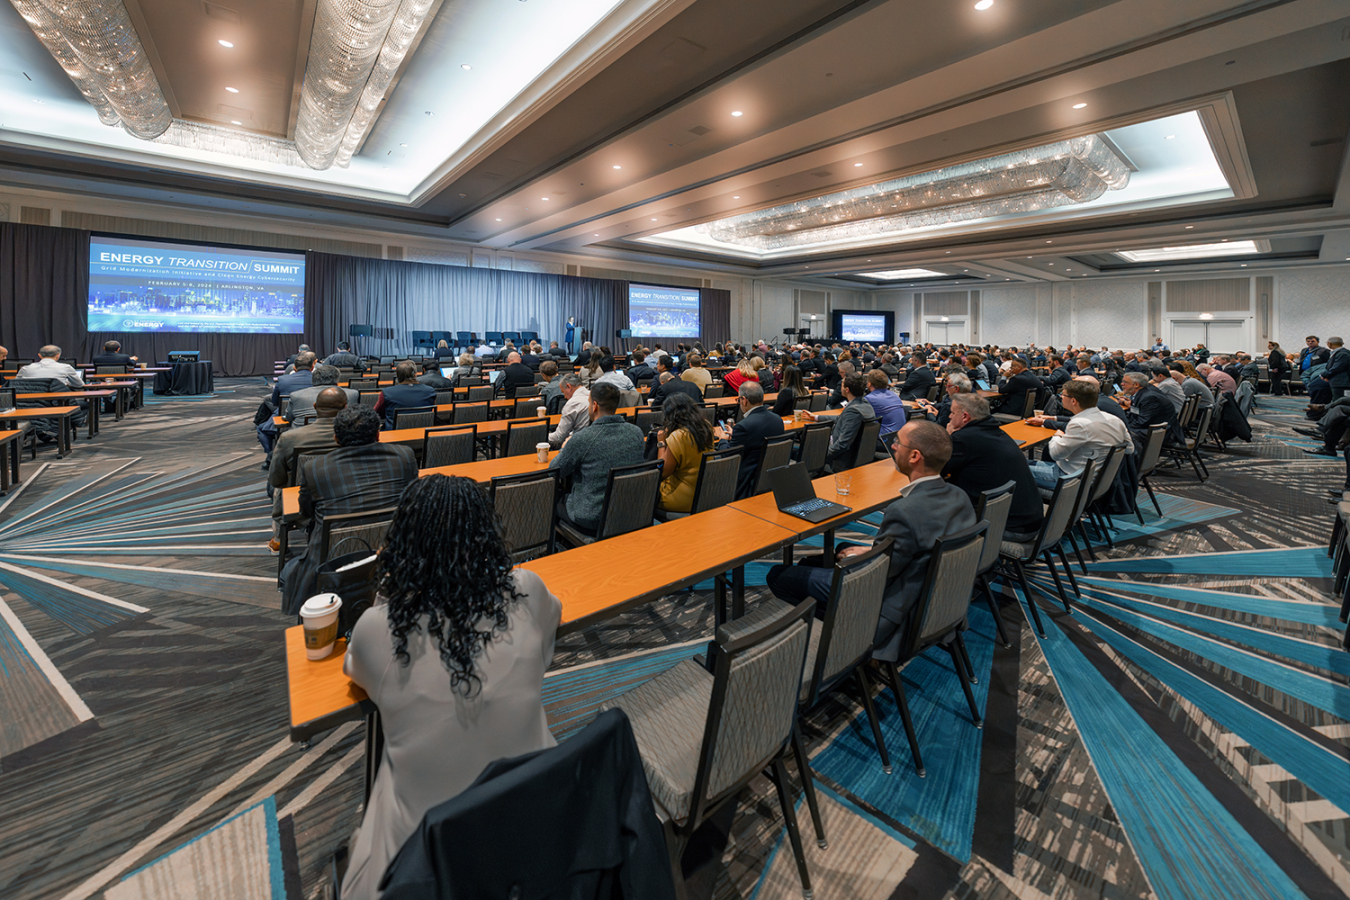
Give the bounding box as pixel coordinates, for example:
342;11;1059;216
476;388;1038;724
730;457;909;537
1001;419;1056;449
16;390;115;399
0;406;80;419
285;627;370;741
87;372;159;379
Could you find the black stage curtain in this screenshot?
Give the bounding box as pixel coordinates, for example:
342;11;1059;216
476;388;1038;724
0;223;90;362
699;288;731;347
304;252;628;358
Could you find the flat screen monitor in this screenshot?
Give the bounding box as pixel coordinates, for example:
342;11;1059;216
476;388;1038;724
830;309;895;344
88;235;305;334
628;284;700;337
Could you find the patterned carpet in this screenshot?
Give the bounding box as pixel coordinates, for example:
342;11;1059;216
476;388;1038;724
0;379;1346;900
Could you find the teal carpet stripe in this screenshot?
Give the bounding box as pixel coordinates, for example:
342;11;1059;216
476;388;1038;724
1071;494;1240;547
4;557;272;606
1074;609;1350;827
1074;591;1350;720
1087;546;1332;578
0;566;137;634
1033;615;1310;900
1029;577;1350;679
808;604;997;862
543;643;706;741
1077;577;1343;628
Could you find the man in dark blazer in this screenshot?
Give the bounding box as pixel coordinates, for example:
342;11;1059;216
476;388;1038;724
647;370;702;408
713;381;786;498
995;358;1041;416
499;351;536;398
1325;337;1350;399
374;361;436;429
765;420;976;661
91;340;137;368
1120;371;1183;456
626;354;656;385
258;351;316;462
805;373;876;472
899;354;936;401
943;393;1043;540
267;387;348;551
1042;355;1073;390
281;405;418;614
416;362;455;390
322;341;365;371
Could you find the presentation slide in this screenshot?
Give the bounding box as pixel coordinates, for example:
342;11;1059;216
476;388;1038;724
88;236;305;334
840;314;888;342
629;283;700;337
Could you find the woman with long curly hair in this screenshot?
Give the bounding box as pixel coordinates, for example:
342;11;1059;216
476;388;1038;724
340;475;561;900
655;392;715;513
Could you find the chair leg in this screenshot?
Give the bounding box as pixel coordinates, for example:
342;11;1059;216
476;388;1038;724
1011;559;1047;638
1186;449;1205;481
948;636;983;728
1133;494;1146;525
1066;529;1089;571
1055;545;1082;598
790;723;828;848
883;662;925;777
768;757;815;899
953;630;977;684
1094;510;1115;548
660;816;690;900
854;668;892;776
1075;523;1098;563
981;577;1011;648
1142;476;1163;516
1041;552;1073;612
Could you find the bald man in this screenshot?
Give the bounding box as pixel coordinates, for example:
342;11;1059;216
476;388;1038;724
501;350;536;398
268;386;349;551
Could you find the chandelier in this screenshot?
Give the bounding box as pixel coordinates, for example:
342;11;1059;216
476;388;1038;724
10;0;172;140
153;121;309;168
697;134;1131;251
295;0;437;170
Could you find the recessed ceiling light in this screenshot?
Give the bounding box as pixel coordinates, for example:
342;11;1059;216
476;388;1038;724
542;197;549;200
1072;102;1087;109
1164;134;1176;140
461;64;471;70
225;86;239;93
399;142;407;147
651;217;658;221
1240;263;1247;267
854;162;863;167
731;110;743;117
230;119;242;125
594;233;600;237
733;195;740;199
218;39;234;48
946;251;951;253
1184;225;1193;229
974;0;993;8
495;218;502;221
612;164;621;169
1045;240;1052;243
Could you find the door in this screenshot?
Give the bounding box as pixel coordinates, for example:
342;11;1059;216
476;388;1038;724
925;320;968;346
1171;320;1207;353
1204;321;1246;354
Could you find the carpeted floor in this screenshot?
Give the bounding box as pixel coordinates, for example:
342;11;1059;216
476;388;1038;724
0;379;1346;900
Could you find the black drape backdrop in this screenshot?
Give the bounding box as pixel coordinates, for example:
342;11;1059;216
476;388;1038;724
0;226;731;376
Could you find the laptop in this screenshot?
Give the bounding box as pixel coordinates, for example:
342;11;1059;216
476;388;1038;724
487;370;504;386
768;463;852;523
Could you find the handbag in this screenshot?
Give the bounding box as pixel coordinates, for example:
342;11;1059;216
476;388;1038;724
313;537;378;639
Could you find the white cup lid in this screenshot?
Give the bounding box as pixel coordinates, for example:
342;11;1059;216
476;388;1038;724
301;593;342;617
536;442;549;448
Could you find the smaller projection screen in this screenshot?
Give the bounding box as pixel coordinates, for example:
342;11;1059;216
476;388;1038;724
628;283;701;337
88;235;305;334
832;310;894;343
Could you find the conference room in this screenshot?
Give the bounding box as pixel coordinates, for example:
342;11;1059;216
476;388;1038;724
1;1;1348;899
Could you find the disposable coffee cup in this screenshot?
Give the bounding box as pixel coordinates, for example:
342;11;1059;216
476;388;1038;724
536;442;549;463
536;406;547;418
300;593;343;660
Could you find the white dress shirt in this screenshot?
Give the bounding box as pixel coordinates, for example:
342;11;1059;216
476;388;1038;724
1048;406;1131;474
594;370;635;391
548;386;591;449
17;357;85;388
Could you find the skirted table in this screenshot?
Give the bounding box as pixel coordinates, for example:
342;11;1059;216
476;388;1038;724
153;361;214;395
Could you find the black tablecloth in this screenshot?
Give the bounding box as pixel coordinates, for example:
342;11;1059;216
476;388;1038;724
153;361;215;395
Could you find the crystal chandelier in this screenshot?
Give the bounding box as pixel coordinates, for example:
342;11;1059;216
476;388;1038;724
697;134;1131;251
295;0;437;170
153;121;309;168
9;0;172;140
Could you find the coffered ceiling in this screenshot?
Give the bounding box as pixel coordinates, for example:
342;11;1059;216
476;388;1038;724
0;0;1347;286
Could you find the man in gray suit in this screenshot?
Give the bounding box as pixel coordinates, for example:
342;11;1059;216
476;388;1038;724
285;364;358;424
765;420;976;660
803;372;875;472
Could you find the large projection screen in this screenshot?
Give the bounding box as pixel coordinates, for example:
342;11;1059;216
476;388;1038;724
629;283;700;337
831;309;894;343
88;235;305;334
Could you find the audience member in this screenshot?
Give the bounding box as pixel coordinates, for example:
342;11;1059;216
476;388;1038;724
655;393;715;513
19;344;85;388
432;339;456;359
680;352;712;395
257;350;315;463
416;362;454;390
943;393;1043;540
287;364;358;423
722;358;757;394
1149;362;1185;413
626;352;655;384
266;386;347;551
1198;363;1237;395
500;351;536;398
548;375;591;448
648;367;703;407
996;358;1041;415
339;474;560;900
375;361;436;429
773;366;807;416
1025;380;1131;492
765;421;976;659
537;360;564;414
578;350;604;387
281;405;417;613
865;369;907;444
593;356;635;391
713;382;786;498
899;354;935;400
320;341;364;371
549;383;646;534
449;352;482;387
1120;371;1182;456
1325;337;1350;400
1267;341;1291;396
804;373;876;472
91;340;137;368
1168;361;1214;411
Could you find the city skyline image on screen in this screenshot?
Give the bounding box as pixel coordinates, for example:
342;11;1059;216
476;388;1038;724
628;283;701;337
88;236;305;334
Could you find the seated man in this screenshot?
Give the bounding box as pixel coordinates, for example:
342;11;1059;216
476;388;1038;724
286;364;358;424
1025;379;1131;491
995;358;1041;415
712;381;786;499
284;343;312;370
500;351;536;398
1149;362;1185;413
766;421;976;659
943;393;1043;540
548;375;591;448
803;373;876;472
647;367;702;408
374;361;436;430
266;386;348;552
898;354;936;400
593;356;635;391
19;344;85;388
914;372;971;427
258;351;315;463
322;341;365;371
864;369;907;445
1119;371;1183;457
549;383;646;534
1198;363;1237;395
824;361;855;408
680;352;712;395
91;340;137;368
280;405;418;614
416;362;454;390
1030;374;1127;429
1042;355;1072;389
626;351;655;385
537;360;564;414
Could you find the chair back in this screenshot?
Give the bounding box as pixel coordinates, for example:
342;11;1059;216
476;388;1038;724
511;383;540;399
751;434;798;496
696;404;718;427
467;385;494;402
926;384;941;402
635;408;663;432
452;401;490;424
1177;393;1199;430
1020;390;1037;418
504;419;549;457
357;391;380;408
287;446;338;487
595;460;663;540
0;388;13;410
693;599;814;819
1137;423;1169;477
490;470;559;563
278;397;291;418
514;396;546;418
704;383;724;399
95;365;128;375
1067;455;1100;529
798;422;833;476
1034;468;1086;552
973;481;1016;577
689;447;744;514
1088;444;1127;505
1190;405;1214;447
318;506;398;561
434;389;456;406
349;377;380;389
793;392;811;411
906;521;988;653
423;424;477;468
392;406;436;430
803;540;893;707
808;392;827;412
843;420;881;470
